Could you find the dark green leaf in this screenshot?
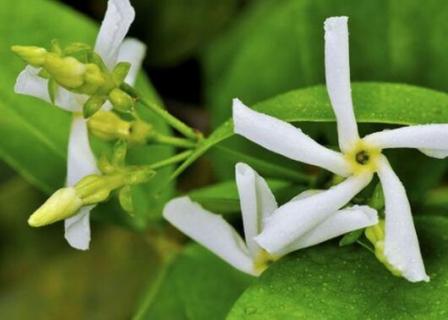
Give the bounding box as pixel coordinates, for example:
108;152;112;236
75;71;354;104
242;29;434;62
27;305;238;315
203;0;448;126
228;216;448;319
135;244;252;320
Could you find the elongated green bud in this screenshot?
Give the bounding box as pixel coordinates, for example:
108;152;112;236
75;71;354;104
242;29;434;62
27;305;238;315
28;188;83;227
84;96;107;118
11;45;48;67
108;88;134;113
112;62;131;84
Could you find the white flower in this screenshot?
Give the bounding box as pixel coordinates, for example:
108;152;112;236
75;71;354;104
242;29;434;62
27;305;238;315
233;16;445;282
163;163;377;276
14;0;146;250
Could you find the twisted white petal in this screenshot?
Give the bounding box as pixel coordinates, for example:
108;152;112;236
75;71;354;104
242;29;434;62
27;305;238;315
117;38;147;85
15;66;51;102
15;66;83;112
163;197;255;275
377;156;429;282
64;206;93;251
255;173;373;256
324;16;359;152
64;116;99;250
235;163;277;258
365;124;448;159
95;0;135;69
284;205;378;253
233;99;350;176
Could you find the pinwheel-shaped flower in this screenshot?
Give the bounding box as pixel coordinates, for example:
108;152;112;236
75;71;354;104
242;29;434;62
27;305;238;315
14;0;146;250
233;16;448;282
164;163;377;276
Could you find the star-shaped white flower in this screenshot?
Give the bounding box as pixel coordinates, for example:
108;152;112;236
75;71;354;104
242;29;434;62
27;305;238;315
164;163;377;276
233;16;448;282
14;0;146;250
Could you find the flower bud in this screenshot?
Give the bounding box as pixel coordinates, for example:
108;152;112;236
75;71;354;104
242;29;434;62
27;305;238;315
75;174;125;205
118;185;134;214
365;220;402;277
112;62;131;84
11;45;48;67
80;64;107;95
84;96;107;118
88;111;132;141
108;88;134;113
125;167;156;185
28;187;83;227
44;53;86;89
129;120;153;145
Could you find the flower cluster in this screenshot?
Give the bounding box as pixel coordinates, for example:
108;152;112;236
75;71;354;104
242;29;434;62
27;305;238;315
165;17;448;282
13;0;146;250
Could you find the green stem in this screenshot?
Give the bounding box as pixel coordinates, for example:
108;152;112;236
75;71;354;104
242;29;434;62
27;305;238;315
356;239;375;254
121;83;200;141
152;133;197;148
150;150;193;170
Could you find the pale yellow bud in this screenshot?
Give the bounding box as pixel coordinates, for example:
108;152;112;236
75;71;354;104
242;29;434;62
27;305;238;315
28;188;83;227
44;53;86;89
80;64;107;95
11;45;48;67
88;111;131;141
75;174;125;205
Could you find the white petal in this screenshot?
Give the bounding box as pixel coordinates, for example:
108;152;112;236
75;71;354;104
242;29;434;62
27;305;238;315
233;99;350;176
255;173;372;256
117;38;146;85
15;66;51;102
15;66;85;112
64;206;94;250
419;148;448;159
364;124;448;159
66;115;99;186
377;156;429;282
284;205;378;253
95;0;135;69
163;197;256;275
235;163;277;258
324;17;359;152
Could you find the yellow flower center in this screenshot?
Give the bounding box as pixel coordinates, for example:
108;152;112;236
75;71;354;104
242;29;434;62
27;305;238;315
253;250;277;275
344;140;381;175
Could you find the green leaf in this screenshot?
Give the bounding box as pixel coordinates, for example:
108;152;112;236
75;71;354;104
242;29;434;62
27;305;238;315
0;0;172;226
189;178;304;215
134;244;252;320
133;0;239;66
172;82;448;179
203;0;448;126
227;216;448;319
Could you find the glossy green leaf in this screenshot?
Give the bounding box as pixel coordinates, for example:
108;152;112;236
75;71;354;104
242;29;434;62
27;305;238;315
0;0;172;226
172;82;448;179
203;0;448;126
228;216;448;319
135;244;252;320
